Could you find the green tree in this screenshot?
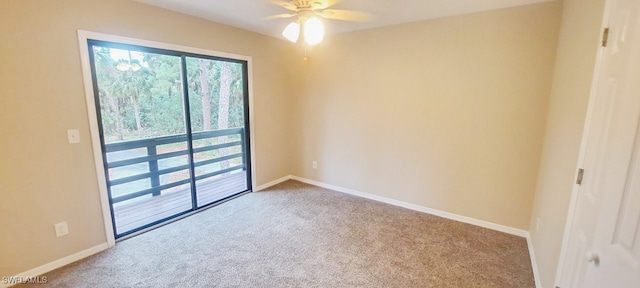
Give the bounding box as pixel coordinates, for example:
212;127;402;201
93;47;126;141
110;59;154;136
199;59;212;132
218;61;232;170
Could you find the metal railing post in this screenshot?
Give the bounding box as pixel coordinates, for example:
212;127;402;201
147;145;161;196
240;129;246;171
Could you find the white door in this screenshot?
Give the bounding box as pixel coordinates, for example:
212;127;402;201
559;0;640;287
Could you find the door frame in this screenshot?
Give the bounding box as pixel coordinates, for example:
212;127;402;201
77;30;257;247
554;1;613;286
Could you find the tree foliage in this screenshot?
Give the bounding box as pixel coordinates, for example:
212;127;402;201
92;46;245;143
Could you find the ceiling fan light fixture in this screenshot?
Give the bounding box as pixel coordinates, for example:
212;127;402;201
304;17;324;46
267;1;370;46
282;21;301;43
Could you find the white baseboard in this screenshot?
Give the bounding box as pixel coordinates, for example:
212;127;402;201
290;175;538;285
2;243;109;288
289;175;529;237
1;174;291;288
526;234;542;288
254;175;292;191
4;176;538;288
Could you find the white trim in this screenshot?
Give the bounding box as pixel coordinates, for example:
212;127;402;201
527;233;542;288
1;243;108;288
247;60;257;192
553;1;612;285
76;30;257;245
254;175;292;191
78;30;253;61
77;31;116;248
245;57;258;188
4;176;534;287
289;175;528;237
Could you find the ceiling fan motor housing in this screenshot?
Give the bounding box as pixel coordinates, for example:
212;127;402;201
291;0;324;10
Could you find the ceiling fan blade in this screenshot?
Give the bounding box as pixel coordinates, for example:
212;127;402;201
317;0;343;9
268;0;298;11
262;13;297;20
316;9;371;22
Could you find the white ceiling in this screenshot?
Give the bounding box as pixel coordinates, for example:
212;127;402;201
135;0;556;39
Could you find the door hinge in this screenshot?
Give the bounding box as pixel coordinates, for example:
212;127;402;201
576;168;585;185
602;27;610;47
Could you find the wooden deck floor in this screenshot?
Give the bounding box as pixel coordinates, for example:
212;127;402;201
113;172;248;235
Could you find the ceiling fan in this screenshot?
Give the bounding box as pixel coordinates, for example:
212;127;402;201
263;0;372;45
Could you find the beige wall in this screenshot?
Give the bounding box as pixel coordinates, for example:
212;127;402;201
1;0;601;282
0;0;294;276
290;2;562;230
528;0;606;286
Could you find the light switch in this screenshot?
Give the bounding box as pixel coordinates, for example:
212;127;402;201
67;129;80;144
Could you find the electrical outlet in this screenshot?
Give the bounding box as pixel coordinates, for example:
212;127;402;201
54;222;69;237
312;161;318;169
536;218;541;233
67;129;80;144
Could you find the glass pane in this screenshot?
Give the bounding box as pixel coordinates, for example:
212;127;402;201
92;44;193;235
185;57;248;207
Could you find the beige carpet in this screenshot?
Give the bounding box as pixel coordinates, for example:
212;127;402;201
24;180;534;287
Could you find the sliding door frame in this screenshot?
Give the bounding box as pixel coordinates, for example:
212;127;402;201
77;30;257;247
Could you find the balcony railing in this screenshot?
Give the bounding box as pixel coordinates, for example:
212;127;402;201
105;127;247;204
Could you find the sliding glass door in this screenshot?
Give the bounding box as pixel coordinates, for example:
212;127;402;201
88;40;251;238
185;57;249;207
